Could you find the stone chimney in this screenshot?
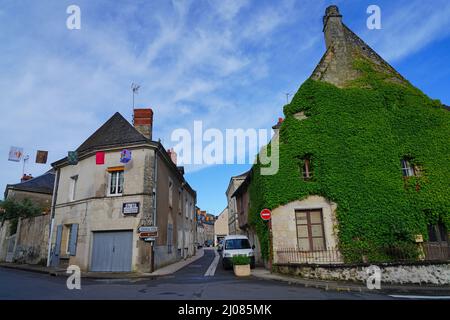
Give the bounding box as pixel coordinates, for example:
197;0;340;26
323;5;345;50
167;148;177;165
133;108;153;140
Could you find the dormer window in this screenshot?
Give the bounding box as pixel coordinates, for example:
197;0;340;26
301;156;313;181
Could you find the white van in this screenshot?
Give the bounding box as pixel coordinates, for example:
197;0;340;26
221;235;255;270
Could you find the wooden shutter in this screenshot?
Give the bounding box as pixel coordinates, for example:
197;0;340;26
69;224;79;256
54;225;63;256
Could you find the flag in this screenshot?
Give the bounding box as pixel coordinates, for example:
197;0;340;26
96;151;105;165
35;150;48;164
8;146;23;162
120;149;132;163
68;151;78;165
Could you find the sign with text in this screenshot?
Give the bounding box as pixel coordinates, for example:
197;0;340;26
122;202;140;215
138;226;158;238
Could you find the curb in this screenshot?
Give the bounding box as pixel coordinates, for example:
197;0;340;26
1;249;206;280
251;272;450;295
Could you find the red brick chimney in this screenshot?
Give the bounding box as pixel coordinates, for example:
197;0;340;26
167;148;177;165
133;108;153;140
21;174;33;182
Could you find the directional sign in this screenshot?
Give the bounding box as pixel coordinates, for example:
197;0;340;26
260;208;271;221
138;226;158;233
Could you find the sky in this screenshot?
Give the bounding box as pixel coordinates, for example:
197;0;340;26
1;0;450;216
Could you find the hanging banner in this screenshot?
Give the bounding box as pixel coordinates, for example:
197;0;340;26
120;149;132;163
8;146;24;162
96;151;105;165
35;150;48;164
68;151;78;165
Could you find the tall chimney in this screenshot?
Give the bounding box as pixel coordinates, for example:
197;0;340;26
323;5;344;50
133;108;153;140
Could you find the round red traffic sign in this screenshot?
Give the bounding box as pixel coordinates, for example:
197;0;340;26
260;208;271;221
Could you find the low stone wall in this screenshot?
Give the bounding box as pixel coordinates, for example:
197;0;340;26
274;262;450;285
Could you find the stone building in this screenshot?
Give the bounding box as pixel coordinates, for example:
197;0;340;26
214;207;229;246
225;172;247;235
48;109;197;272
242;6;450;265
4;170;55;213
0;170;55;264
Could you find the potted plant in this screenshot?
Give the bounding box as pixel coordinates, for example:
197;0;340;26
232;255;251;277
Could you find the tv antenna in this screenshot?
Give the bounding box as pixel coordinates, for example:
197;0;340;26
22;154;30;176
285;93;291;104
131;82;140;124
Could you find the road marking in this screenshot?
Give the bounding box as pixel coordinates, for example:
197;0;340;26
204;250;219;277
389;295;450;300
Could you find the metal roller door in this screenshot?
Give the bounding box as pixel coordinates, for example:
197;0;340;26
91;231;133;272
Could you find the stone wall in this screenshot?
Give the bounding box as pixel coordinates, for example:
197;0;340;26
14;214;50;265
274;262;450;285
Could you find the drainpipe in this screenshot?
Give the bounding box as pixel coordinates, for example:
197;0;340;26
47;168;60;267
151;147;158;272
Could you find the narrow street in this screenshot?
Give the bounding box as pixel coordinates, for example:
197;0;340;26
0;249;393;300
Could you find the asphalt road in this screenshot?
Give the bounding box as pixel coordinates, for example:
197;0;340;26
0;249;393;300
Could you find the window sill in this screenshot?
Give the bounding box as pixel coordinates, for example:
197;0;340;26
107;194;123;197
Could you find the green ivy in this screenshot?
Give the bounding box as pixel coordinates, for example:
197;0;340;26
249;58;450;262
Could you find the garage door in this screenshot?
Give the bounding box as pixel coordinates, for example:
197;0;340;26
91;231;133;272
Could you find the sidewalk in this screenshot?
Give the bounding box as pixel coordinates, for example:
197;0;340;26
251;268;450;295
0;248;205;280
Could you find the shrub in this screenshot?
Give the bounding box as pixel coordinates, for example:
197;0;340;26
232;255;251;266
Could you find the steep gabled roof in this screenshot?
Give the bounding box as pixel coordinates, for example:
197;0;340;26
311;5;408;87
5;170;55;196
76;112;149;153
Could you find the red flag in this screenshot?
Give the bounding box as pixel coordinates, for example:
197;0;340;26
96;151;105;165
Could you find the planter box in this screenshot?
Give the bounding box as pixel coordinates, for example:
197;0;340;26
233;264;251;277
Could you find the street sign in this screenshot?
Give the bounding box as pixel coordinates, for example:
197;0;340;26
138;226;158;238
122;202;140;215
260;208;271;221
138;226;158;233
143;237;156;242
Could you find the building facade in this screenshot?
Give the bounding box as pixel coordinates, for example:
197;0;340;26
48;109;196;273
225;173;247;235
214;207;229;246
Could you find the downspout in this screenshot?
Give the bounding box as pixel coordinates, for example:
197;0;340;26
47;168;60;267
151;147;158;272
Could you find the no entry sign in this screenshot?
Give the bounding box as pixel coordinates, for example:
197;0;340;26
260;208;271;221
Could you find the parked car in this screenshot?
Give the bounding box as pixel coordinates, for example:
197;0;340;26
221;235;255;270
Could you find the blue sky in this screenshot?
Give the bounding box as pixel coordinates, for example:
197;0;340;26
1;0;449;216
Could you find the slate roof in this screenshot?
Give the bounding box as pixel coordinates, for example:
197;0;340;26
76;112;149;153
6;170;55;195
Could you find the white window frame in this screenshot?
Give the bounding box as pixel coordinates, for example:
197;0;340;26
401;159;415;177
108;170;124;196
69;175;78;202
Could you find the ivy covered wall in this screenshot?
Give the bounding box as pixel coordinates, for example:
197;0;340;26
248;58;450;262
